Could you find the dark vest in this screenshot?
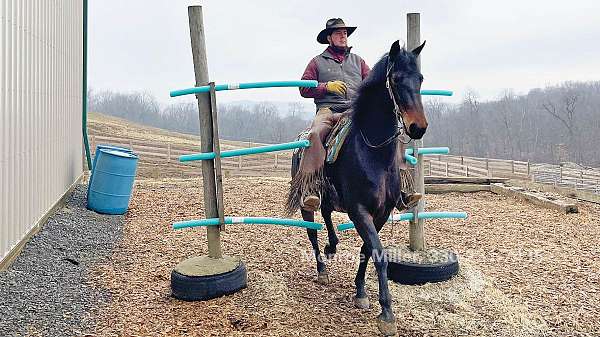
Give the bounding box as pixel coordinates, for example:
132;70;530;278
314;49;363;110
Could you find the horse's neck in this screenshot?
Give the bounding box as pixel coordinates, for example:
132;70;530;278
353;82;399;161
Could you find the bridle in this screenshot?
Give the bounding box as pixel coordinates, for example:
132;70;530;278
360;56;412;148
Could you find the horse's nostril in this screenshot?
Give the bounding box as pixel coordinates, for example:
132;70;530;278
409;124;427;139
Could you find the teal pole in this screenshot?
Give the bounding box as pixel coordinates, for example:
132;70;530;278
180;139;310;162
337;211;468;231
82;0;92;170
170;80;318;97
405;147;450;155
404;154;418;165
420;90;453;96
173;217;323;230
404;147;450;165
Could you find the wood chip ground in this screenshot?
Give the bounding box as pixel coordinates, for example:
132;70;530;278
83;177;600;336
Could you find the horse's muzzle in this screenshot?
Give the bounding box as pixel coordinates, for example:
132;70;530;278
408;123;427;140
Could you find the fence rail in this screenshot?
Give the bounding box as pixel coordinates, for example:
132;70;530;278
88;132;600;194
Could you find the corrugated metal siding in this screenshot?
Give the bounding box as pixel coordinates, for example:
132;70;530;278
0;0;83;263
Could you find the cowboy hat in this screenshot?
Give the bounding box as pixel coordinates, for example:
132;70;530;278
317;18;357;44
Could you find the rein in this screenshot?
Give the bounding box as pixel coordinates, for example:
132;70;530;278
359;56;411;148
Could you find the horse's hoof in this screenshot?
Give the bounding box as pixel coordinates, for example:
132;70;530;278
353;296;370;309
376;315;397;336
324;244;337;259
317;272;330;285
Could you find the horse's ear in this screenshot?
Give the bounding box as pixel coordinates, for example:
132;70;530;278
389;40;401;59
411;40;426;57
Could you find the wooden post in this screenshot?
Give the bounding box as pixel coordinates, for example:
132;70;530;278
408;13;425;251
188;6;222;259
511;160;515;174
209;83;225;228
274;153;278;169
238;156;242;169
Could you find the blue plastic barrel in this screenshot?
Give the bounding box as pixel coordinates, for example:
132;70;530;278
87;149;139;214
88;145;134;198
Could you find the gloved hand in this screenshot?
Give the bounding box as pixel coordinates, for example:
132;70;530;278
325;80;347;97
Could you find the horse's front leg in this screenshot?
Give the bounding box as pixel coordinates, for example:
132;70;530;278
302;209;329;284
349;207;396;336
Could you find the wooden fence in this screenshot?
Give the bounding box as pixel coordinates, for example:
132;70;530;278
89;133;600;194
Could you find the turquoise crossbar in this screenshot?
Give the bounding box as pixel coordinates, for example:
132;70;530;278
403;147;450;165
420;90;453;96
337;211;468;231
173;217;323;230
405;154;418;165
170;81;452;98
170;80;319;97
180;140;310;162
405;147;450;156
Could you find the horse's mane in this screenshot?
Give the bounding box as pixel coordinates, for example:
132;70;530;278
351;47;416;117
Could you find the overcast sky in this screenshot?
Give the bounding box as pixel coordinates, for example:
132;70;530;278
89;0;600;105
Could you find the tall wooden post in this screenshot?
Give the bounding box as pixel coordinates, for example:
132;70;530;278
408;13;425;251
188;6;222;258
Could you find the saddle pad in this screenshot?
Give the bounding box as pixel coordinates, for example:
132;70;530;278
325;114;352;164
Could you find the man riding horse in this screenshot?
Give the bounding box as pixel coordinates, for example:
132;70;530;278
292;18;421;213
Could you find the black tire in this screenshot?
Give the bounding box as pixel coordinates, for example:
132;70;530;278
171;261;247;301
387;252;459;285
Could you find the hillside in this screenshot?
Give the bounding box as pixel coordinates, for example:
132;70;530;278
87;112;293;178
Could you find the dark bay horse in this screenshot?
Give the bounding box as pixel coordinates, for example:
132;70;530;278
290;40;427;336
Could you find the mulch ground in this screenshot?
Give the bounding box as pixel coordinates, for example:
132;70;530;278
83;177;600;336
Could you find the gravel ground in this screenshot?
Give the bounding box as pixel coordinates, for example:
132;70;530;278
0;185;124;337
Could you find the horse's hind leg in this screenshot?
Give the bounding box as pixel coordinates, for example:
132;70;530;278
322;208;339;260
353;242;371;309
302;209;329;285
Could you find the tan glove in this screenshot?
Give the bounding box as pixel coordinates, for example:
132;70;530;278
325;80;347;97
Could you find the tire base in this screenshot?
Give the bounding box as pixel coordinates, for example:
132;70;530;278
387;249;459;285
171;257;247;301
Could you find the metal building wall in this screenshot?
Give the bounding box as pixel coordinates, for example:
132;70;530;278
0;0;83;264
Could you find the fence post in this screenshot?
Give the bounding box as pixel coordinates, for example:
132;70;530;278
274;153;278;169
188;6;222;258
560;166;563;184
461;156;464;166
465;166;469;177
407;13;424;251
238;156;242;169
511;160;515;174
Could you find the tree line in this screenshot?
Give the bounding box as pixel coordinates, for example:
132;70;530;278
424;81;600;167
89;80;600;167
